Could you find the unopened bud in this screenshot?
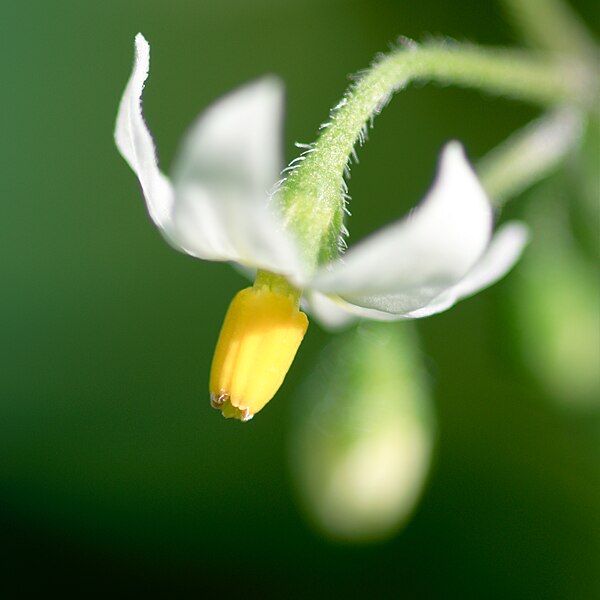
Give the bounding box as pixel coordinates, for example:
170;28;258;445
291;322;434;542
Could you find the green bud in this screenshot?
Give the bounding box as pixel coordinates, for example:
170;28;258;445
290;322;435;543
509;198;600;409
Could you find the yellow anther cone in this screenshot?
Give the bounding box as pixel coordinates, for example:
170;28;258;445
210;285;308;421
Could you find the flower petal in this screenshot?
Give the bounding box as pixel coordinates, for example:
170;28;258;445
114;34;175;237
303;291;357;330
405;221;529;318
310;143;493;311
170;78;303;277
325;221;528;321
312;296;411;322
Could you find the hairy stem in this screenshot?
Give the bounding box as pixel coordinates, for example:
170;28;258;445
279;41;596;270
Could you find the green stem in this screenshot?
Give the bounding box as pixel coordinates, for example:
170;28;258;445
278;41;596;270
477;108;584;205
501;0;599;59
254;269;302;302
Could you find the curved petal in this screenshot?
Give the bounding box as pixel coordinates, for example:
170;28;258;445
170;78;304;277
327;221;528;321
114;34;175;237
310;143;493;309
310;295;407;322
303;291;358;331
405;221;529;318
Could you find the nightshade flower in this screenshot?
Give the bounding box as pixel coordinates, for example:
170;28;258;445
115;34;528;421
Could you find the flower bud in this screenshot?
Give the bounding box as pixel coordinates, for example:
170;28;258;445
210;285;308;421
509;201;599;409
291;322;434;542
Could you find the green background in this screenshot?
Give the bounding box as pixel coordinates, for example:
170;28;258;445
1;0;598;596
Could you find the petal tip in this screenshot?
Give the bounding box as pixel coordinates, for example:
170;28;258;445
252;73;284;91
134;33;150;66
241;75;285;108
497;220;531;254
442;139;465;156
439;140;472;175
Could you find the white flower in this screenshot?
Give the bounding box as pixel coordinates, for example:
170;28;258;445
115;33;528;330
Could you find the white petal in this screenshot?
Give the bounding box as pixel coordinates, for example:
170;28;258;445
310;143;493;311
303;292;358;330
405;221;529;318
309;295;407;322
170;78;303;277
114;34;176;237
329;221;528;321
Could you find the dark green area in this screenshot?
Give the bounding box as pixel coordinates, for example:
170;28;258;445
1;0;598;596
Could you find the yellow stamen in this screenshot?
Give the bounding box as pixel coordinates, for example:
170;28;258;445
209;279;308;422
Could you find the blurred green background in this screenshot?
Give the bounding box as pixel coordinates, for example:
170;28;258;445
1;0;599;596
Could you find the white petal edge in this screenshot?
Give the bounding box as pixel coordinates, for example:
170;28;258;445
170;78;305;278
115;35;303;277
114;33;176;237
309;143;493;308
324;221;529;321
405;221;529;318
303;291;358;331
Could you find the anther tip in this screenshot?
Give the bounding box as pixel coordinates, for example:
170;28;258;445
241;408;254;422
210;391;254;422
210;391;228;409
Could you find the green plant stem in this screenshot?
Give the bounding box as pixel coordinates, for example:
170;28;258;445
279;41;596;270
477;108;584;206
501;0;599;59
254;269;302;302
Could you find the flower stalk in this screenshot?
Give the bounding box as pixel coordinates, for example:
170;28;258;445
477;108;584;205
502;0;599;59
279;41;596;269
